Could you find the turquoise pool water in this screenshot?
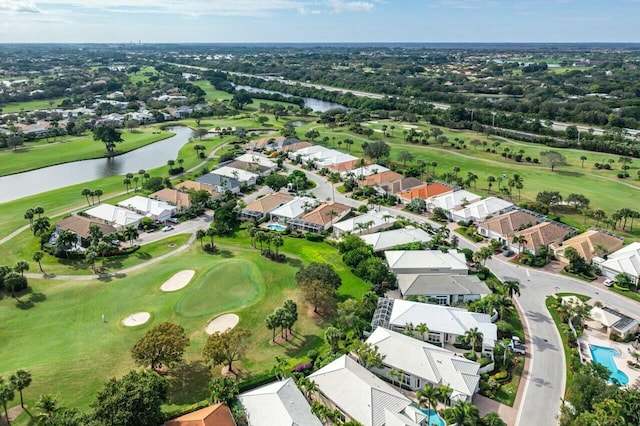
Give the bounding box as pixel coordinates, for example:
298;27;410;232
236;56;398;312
267;223;286;231
589;345;630;385
418;408;446;426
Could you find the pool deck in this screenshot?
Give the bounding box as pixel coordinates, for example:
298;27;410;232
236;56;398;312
579;329;640;387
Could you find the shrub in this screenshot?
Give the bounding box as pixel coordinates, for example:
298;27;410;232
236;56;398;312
168;166;184;175
307;350;319;364
293;362;313;373
491;370;508;381
305;233;325;242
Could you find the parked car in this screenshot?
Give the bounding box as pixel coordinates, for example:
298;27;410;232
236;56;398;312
162;225;174;232
604;278;615;287
503;249;515;257
509;336;526;355
167;217;179;224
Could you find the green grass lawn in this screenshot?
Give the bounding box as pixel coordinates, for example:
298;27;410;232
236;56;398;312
495;356;524;407
193;80;234;102
0;231;369;422
0;128;174;177
0;97;66;113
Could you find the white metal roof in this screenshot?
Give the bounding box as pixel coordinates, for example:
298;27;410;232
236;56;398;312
235;153;277;169
384;250;468;273
361;227;432;252
428;190;482;210
333;210;397;233
341;164;390;179
600;242;640;278
451;197;513;221
85;204;144;227
117;196;175;216
270;196;317;219
211;166;259;182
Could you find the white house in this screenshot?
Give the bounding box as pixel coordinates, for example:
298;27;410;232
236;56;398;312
340;164;389;179
450;197;514;222
333;210;397;237
239;378;321;426
385;250;468;275
308;355;426;426
596;242;640;284
269;196;318;224
360;227;432;252
372;298;497;358
117;195;176;222
426;190;482;212
397;274;491;304
85;204;144;231
365;327;481;403
234;153;277;173
211;166;259;185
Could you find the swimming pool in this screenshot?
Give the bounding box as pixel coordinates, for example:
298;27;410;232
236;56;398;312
417;407;446;426
589;345;630;385
266;223;286;231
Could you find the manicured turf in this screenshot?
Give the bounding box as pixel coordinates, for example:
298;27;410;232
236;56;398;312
0;232;369;418
193;80;234;102
0;128;174;176
0;97;66;113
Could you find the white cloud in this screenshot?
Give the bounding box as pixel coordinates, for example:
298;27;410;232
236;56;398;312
328;0;376;12
0;1;41;13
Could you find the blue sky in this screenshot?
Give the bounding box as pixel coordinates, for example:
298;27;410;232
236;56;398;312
1;0;639;43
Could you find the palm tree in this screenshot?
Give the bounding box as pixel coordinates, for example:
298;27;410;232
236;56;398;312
512;235;528;254
0;379;15;426
24;208;35;230
123;225;139;246
81;188;92;206
123;177;131;193
93;189;103;204
483;412;506;426
580;155;587;168
265;313;278;342
325;326;341;352
464;327;483;358
437;384;453;406
10;370;31;409
416;384;439;424
511;174;524;200
35;393;59;424
271;233;284;258
14;261;29;276
34;206;44;219
444;400;480;426
502;280;521;299
592;209;606;227
32;217;51;237
466;172;478;190
196;229;206;249
415;323;430;341
56;230;77;258
327;209;338;227
486;175;495;193
33;251;45;273
206;226;218;248
88;225;103;247
498;338;512;367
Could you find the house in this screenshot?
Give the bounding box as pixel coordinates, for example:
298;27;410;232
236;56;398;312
341;164;389;179
280;140;313;153
239;378;321;426
551;229;624;264
247;135;286;150
360;227;432;252
427;190;482;213
397;183;454;204
384;250;468;275
397;274;491;304
210;166;259;186
85;204;144;231
288;202;351;233
588;305;639;339
150;188;192;210
195;165;258;194
174;180;220;198
225;160;273;177
240;193;294;221
333;210;397;237
234;153;277;172
269;196;318;224
361;171;404;187
328;159;361;173
117;196;177;222
380;177;425;197
55;215;117;243
477;209;542;244
511;221;574;255
371;298;497;358
308;355;426;426
365;327;481;403
164;403;236;426
595;242;640;284
450;197;514;223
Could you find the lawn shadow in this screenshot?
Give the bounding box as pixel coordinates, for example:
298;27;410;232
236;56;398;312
56;258;91;272
14;288;47;310
285;257;303;268
218;250;234;258
135;252;152;260
283;333;324;357
167;360;212;405
556;170;584;178
101;259;124;270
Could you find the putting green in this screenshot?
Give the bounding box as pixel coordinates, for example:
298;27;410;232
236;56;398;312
174;260;263;318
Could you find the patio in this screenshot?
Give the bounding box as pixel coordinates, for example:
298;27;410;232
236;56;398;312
579;327;640;388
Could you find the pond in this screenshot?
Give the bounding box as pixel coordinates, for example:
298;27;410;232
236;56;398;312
234;84;346;113
0;126;194;204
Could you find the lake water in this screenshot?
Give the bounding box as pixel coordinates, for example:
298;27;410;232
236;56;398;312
234;85;346;112
0;126;193;204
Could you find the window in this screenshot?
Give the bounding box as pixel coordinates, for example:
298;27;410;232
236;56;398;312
427;333;441;344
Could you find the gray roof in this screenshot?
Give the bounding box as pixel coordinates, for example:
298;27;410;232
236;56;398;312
397;274;491;297
239;378;321;426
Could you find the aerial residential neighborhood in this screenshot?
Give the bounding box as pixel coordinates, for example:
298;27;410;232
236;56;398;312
1;3;640;426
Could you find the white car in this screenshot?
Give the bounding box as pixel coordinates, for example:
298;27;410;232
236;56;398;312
162;225;174;232
603;279;615;287
509;336;526;355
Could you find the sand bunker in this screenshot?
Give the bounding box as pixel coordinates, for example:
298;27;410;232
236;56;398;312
160;270;195;292
205;313;239;335
122;312;151;327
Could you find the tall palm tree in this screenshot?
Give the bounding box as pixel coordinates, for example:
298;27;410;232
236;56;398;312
34;206;44;219
93;189;103;204
14;261;29;276
24;208;35;230
56;230;77;258
271;233;284;258
123;226;139;246
512;235;528;254
81;188;92;206
464;327;484;358
196;229;206;249
0;379;15;426
511;173;524;200
123;177;131;193
437;384;453;407
33;217;51;236
444;400;480;426
10;370;31;409
502;280;521;299
416;385;439;424
206;226;218;248
33;251;45;273
415;323;430;341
